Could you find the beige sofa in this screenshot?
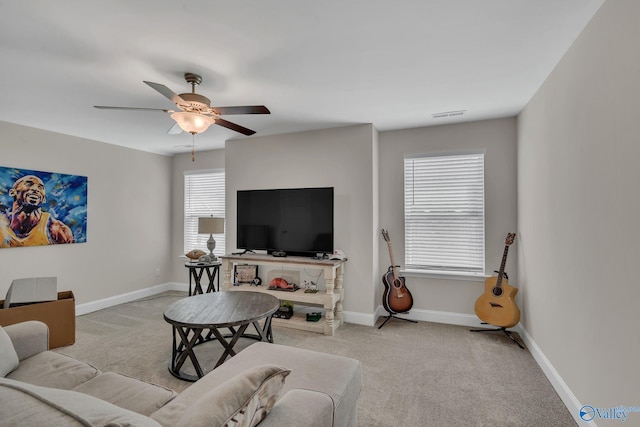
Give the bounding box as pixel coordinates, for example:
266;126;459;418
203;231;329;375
0;321;361;426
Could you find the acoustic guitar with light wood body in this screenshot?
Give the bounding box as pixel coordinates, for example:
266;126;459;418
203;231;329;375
381;229;413;314
474;233;520;328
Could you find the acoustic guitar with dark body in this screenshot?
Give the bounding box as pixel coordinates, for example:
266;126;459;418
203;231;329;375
381;229;413;314
474;233;520;328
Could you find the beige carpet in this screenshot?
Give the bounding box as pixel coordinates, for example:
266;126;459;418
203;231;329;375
55;291;576;426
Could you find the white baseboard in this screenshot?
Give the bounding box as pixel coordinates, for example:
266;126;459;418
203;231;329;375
342;310;376;326
514;324;589;426
402;307;482;327
345;306;488;328
75;282;187;316
371;305;482;327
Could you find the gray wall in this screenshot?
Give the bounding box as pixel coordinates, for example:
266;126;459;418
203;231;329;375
378;118;518;317
224;124;378;318
518;0;638;411
169;120;518;323
169;148;225;283
0;121;172;304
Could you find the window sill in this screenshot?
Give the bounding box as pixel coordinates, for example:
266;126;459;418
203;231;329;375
401;269;488;282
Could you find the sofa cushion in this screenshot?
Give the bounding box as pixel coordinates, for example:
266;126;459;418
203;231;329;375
0;377;162;427
256;389;334;427
6;350;99;389
73;372;177;416
185;342;362;427
152;364;290;427
0;326;20;376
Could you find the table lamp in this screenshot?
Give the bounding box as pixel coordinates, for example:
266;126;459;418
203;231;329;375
198;216;224;261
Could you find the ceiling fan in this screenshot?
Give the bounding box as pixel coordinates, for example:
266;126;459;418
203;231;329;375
94;72;270;136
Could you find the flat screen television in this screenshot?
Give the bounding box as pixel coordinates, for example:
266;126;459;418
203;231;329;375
237;187;334;257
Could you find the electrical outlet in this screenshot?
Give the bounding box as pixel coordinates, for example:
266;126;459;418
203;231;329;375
154;268;160;277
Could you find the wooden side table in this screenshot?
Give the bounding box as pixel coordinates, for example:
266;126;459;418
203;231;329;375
184;261;221;295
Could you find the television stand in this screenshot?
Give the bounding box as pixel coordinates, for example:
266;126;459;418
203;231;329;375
220;254;346;336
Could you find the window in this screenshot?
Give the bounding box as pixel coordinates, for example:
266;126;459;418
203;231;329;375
404;153;484;275
184;170;225;256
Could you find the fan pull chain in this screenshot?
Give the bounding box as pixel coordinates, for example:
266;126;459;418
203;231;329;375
191;133;195;162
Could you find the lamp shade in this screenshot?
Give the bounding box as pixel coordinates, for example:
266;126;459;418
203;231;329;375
198;217;224;234
171;111;215;134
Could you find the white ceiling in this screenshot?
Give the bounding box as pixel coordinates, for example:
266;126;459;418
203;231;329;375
0;1;605;156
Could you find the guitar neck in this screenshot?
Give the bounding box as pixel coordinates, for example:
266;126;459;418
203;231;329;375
386;241;399;279
496;245;510;288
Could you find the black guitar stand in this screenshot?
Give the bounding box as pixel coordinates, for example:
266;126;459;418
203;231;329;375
470;323;525;349
378;312;418;329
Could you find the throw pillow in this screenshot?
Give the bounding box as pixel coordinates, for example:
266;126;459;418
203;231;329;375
177;364;290;427
0;326;20;377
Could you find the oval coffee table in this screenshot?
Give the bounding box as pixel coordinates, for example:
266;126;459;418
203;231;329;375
164;291;280;381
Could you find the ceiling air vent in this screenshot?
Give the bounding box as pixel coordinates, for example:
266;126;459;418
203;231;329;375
432;110;467;119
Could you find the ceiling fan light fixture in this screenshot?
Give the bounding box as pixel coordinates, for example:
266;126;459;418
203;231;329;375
170;111;215;134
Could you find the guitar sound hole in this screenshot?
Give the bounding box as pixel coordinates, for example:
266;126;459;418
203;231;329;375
492;287;503;296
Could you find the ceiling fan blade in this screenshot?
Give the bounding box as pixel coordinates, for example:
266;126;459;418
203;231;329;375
215;118;256;136
213;106;270;115
143;81;189;108
94;106;171;112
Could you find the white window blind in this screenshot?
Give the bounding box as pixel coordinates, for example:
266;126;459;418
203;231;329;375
404;153;485;274
184;170;225;256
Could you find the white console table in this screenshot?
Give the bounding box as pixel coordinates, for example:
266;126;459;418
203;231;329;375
220;254;346;336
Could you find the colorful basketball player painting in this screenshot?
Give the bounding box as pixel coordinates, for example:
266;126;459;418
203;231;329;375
0;166;87;248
